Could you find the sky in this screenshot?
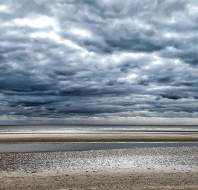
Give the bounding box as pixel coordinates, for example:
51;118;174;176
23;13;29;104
0;0;198;119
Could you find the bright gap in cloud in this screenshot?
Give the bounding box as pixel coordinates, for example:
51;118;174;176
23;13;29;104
68;27;93;38
0;4;10;13
13;16;59;30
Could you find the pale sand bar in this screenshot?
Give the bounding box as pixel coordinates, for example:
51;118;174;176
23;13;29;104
0;131;198;142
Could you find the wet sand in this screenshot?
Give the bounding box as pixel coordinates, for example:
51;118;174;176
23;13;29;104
0;145;198;189
0;141;198;152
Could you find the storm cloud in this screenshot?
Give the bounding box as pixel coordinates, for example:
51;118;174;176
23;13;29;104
1;0;198;118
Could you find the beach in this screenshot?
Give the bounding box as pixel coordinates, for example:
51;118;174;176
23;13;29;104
0;143;198;189
0;126;198;189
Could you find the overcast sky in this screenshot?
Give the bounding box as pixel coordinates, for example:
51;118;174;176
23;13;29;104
0;0;198;119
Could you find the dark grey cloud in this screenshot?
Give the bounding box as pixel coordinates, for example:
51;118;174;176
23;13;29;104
0;0;198;118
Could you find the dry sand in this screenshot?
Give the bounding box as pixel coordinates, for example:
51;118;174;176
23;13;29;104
0;145;198;189
1;172;198;190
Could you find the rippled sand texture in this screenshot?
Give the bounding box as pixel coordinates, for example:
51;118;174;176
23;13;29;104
0;146;198;189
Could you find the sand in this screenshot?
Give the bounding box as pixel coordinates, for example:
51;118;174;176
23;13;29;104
1;132;198;142
1;172;198;190
0;145;198;189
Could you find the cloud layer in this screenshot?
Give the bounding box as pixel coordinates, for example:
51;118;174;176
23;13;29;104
1;0;198;118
